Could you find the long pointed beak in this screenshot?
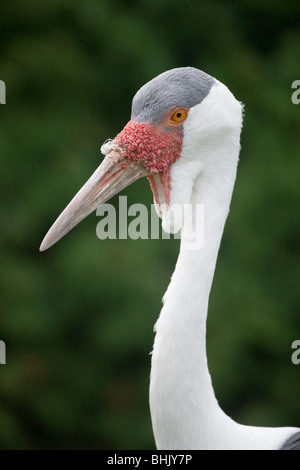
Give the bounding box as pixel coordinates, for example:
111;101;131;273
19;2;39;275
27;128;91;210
39;150;148;251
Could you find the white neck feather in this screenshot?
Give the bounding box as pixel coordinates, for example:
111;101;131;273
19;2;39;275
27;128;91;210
150;159;236;449
149;83;298;449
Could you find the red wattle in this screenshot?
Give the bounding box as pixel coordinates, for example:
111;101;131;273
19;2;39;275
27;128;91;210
114;120;182;174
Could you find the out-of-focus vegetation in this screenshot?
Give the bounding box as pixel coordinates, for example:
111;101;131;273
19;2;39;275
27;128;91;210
0;0;300;449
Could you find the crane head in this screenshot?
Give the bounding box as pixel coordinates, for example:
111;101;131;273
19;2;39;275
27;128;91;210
40;67;242;251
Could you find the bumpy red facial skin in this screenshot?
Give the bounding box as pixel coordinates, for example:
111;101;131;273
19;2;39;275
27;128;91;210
114;120;183;206
115;120;182;171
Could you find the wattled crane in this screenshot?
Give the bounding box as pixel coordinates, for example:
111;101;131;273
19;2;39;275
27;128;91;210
40;67;300;450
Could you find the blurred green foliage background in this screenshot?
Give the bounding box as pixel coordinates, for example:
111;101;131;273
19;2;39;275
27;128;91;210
0;0;300;450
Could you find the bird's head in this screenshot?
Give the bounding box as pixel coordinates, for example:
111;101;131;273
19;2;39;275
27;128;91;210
40;67;243;251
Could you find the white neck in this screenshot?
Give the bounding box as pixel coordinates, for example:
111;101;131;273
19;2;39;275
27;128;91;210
150;161;236;449
149;120;298;450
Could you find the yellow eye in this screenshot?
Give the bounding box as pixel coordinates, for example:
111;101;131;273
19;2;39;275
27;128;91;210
170;107;189;124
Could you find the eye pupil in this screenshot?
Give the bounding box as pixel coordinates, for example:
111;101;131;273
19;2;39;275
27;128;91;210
176;113;182;118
